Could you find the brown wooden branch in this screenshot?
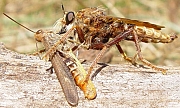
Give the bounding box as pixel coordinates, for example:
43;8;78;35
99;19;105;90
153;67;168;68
0;42;180;107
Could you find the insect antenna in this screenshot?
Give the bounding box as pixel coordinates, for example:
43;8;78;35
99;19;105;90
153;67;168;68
3;13;36;33
3;13;41;58
61;4;66;15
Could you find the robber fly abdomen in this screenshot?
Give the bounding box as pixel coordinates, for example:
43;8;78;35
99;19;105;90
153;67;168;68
131;26;177;43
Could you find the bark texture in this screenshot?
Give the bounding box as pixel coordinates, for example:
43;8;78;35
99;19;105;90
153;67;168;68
0;43;180;108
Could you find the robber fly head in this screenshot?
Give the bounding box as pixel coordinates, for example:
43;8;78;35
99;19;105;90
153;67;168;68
54;10;75;35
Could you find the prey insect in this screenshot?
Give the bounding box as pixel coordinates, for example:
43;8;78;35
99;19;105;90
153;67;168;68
48;7;177;83
3;13;79;106
3;13;96;106
34;30;97;100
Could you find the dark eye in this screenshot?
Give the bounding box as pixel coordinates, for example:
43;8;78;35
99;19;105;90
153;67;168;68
65;12;75;25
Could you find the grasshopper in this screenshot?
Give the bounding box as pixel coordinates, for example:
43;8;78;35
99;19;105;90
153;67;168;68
3;13;96;106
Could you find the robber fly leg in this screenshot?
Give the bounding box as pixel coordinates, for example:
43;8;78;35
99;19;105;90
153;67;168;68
116;43;138;66
133;30;167;74
85;46;108;83
85;29;134;82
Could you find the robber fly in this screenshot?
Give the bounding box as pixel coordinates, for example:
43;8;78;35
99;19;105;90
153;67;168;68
48;7;177;83
3;13;96;106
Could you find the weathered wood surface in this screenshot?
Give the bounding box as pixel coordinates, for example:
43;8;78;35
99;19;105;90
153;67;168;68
0;42;180;108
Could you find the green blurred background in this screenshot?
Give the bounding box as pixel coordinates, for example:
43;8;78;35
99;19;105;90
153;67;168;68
0;0;180;66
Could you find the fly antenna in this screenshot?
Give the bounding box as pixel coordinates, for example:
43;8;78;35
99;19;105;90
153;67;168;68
61;4;65;14
3;13;36;33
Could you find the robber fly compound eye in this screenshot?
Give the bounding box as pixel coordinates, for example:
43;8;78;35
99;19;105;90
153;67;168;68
65;12;75;25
